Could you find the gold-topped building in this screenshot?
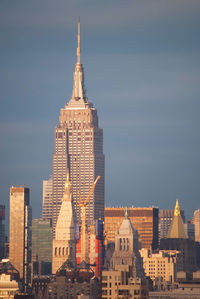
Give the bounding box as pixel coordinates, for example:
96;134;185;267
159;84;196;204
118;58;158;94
52;170;76;274
167;199;187;239
160;200;197;273
50;19;104;235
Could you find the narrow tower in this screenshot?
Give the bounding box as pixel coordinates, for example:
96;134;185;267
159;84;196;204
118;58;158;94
52;170;76;274
9;186;32;292
51;20;104;235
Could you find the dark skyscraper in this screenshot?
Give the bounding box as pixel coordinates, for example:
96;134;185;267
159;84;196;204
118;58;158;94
51;20;104;235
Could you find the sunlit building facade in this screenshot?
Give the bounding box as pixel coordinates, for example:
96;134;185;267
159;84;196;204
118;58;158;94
104;207;158;250
9;186;31;291
194;209;200;242
52;172;76;274
42;177;53;222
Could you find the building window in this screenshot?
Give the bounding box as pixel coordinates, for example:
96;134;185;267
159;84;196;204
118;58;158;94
123;238;125;251
120;238;122;251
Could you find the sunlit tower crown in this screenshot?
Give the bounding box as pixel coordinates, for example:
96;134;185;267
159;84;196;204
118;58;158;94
51;19;105;236
52;169;76;273
167;199;187;239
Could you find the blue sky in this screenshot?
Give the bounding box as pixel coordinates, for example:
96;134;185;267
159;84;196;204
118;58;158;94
1;0;200;228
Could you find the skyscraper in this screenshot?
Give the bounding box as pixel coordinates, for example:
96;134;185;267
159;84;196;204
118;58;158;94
42;177;52;221
51;20;104;234
32;218;52;275
9;186;32;292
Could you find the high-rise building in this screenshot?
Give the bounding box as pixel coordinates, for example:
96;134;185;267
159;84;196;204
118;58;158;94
32;218;52;275
52;171;76;274
184;220;195;240
42;177;52;221
105;207;158;250
194;209;200;242
51;20;104;235
9;186;32;292
160;200;198;273
0;205;5;260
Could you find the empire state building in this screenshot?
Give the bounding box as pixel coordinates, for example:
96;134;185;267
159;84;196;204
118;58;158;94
51;20;104;234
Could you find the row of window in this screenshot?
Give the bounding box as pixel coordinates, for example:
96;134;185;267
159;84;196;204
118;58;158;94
54;246;72;256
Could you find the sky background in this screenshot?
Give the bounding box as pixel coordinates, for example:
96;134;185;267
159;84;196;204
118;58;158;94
1;0;200;230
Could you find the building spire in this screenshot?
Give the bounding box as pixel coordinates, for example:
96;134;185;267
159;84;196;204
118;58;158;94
66;18;90;108
63;168;71;201
174;198;180;217
125;207;129;219
167;199;187;239
77;17;81;64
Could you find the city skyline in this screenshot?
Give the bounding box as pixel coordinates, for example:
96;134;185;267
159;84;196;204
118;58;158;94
1;1;200;227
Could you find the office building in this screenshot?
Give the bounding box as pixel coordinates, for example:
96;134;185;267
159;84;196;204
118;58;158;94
194;209;200;242
51;20;104;235
52;171;76;274
102;209;148;299
101;272;149;299
9;186;31;292
0;205;5;260
32;218;52;275
160;200;198;273
184;220;195;240
105;207;158;249
42;177;52;221
140;248;182;286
